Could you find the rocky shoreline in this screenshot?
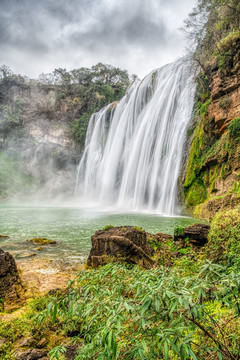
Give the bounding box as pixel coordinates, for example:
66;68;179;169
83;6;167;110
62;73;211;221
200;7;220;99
1;223;210;311
1;215;239;360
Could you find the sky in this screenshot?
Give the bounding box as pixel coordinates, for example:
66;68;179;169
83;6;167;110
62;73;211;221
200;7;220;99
0;0;196;79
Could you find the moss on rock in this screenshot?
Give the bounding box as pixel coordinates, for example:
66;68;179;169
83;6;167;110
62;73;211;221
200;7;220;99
27;238;56;245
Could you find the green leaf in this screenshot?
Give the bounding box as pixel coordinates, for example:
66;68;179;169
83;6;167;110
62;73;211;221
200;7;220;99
164;340;169;360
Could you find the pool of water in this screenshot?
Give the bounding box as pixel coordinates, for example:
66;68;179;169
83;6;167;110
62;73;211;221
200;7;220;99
0;203;202;262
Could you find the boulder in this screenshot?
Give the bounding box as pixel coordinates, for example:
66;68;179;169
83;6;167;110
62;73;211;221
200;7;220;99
0;248;21;301
174;223;210;247
87;226;154;269
14;348;47;360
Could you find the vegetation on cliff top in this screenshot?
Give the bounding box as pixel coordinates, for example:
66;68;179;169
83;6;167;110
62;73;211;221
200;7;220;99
0;63;133;198
184;0;240;72
0;62;132;149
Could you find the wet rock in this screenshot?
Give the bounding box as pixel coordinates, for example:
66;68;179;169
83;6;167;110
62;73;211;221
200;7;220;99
174;223;210;247
87;226;154;269
34;247;43;251
16;336;35;348
27;238;56;245
0;248;21;300
17;252;37;259
14;348;47;360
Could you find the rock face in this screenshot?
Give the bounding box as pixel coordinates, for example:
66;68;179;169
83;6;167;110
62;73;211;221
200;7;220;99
87;226;155;269
184;41;240;220
208;41;240;133
0;81;80;199
0;248;22;301
174;224;210;247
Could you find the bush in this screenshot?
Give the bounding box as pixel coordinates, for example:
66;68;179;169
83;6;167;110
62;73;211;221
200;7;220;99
229;117;240;138
36;262;240;359
174;226;184;237
207;208;240;262
72;113;91;147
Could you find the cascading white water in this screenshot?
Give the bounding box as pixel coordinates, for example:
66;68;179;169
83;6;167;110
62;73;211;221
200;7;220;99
75;58;196;215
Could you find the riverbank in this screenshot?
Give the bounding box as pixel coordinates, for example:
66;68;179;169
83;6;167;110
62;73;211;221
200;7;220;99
17;258;84;297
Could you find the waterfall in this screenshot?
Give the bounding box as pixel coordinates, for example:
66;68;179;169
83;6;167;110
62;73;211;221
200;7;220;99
75;58;196;215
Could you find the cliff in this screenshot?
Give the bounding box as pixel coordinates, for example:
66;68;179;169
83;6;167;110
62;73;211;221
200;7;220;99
184;38;240;220
0;81;82;199
0;64;130;200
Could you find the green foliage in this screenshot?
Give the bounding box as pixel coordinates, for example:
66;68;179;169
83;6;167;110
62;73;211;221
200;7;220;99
184;99;211;192
184;93;239;209
216;31;240;70
184;102;210;207
101;225;115;231
36;261;240;359
218;30;240;52
183;0;240;71
0;99;25;134
174;226;184;237
0;317;32;359
207;208;240;262
197;99;210;117
133;226;145;233
196;74;210;101
70;64;130;147
187;127;194;138
71;113;91;146
49;345;67;360
229;117;240;138
185;178;208;207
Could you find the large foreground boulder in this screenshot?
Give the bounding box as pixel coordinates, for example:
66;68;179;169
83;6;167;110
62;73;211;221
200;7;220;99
0;248;23;306
174;223;210;247
87;226;155;269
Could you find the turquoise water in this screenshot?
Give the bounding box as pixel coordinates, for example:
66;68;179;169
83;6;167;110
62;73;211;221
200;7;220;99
0;204;202;262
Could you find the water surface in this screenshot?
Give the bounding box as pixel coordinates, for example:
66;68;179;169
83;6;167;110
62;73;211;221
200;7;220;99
0;204;201;262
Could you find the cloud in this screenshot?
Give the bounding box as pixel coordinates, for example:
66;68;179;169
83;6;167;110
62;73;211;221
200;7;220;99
0;0;195;78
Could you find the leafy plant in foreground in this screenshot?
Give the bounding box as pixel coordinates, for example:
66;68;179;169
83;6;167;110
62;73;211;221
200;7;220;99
36;261;240;359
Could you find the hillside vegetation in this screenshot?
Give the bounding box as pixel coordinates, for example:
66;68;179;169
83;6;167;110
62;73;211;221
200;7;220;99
183;0;240;219
0;63;132;199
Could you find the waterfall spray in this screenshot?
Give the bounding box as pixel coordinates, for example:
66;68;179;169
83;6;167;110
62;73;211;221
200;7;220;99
75;58;196;215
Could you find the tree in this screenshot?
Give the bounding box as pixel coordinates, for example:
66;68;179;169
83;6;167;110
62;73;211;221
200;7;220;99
183;0;240;72
0;65;13;79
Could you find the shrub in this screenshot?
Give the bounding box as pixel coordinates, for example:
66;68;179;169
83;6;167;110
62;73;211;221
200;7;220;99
207;208;240;262
174;226;184;237
229;117;240;138
37;262;240;359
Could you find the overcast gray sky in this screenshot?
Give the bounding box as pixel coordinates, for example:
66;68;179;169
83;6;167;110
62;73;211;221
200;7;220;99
0;0;195;79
